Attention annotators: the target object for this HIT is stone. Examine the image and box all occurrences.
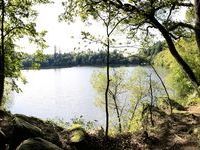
[10,117,44,149]
[68,127,87,143]
[0,129,6,141]
[0,129,7,149]
[15,114,62,146]
[67,127,92,149]
[16,137,63,150]
[13,117,43,137]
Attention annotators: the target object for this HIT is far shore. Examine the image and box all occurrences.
[22,63,148,70]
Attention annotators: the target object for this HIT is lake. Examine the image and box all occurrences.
[9,66,154,125]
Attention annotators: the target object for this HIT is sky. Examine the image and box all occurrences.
[18,1,91,54]
[17,0,188,54]
[17,0,139,54]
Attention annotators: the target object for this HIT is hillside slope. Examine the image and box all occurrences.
[0,106,199,150]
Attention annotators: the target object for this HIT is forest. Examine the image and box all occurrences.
[0,0,200,150]
[22,41,163,68]
[22,50,148,68]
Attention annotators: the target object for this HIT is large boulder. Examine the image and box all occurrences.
[0,129,6,149]
[0,129,6,142]
[10,117,43,149]
[15,114,63,147]
[16,137,63,150]
[14,117,43,137]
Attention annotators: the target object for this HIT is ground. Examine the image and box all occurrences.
[0,105,199,150]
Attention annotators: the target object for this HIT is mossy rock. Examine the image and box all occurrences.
[14,117,43,137]
[9,117,44,149]
[70,129,86,143]
[15,114,62,147]
[16,137,63,150]
[68,126,86,143]
[67,127,95,150]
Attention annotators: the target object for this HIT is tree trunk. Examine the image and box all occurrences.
[150,64,173,114]
[149,74,154,127]
[195,0,200,53]
[0,0,5,107]
[105,34,110,138]
[151,17,200,88]
[0,56,5,107]
[111,90,122,133]
[128,97,140,130]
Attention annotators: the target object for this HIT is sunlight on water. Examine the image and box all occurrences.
[9,66,152,125]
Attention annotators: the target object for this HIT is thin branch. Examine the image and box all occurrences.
[4,26,24,37]
[176,2,194,7]
[109,9,121,23]
[96,10,108,26]
[150,64,173,114]
[166,5,175,22]
[109,17,127,36]
[168,22,196,31]
[119,98,126,117]
[169,32,181,40]
[142,25,154,40]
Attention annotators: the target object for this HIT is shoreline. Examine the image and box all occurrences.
[22,63,148,70]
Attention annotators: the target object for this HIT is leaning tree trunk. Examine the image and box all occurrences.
[149,74,154,127]
[195,0,200,54]
[0,0,5,107]
[150,64,173,114]
[111,90,122,133]
[151,17,200,89]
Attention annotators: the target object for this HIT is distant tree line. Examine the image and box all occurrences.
[22,50,147,68]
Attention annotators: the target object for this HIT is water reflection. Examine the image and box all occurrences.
[9,66,152,125]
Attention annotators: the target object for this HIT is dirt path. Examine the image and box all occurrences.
[142,105,200,150]
[187,105,200,114]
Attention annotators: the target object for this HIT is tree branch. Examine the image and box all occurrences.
[4,26,24,37]
[166,5,175,22]
[109,17,127,36]
[168,22,196,31]
[176,2,194,7]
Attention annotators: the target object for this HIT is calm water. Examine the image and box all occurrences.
[9,66,152,125]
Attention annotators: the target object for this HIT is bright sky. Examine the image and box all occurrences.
[17,0,139,54]
[17,0,188,54]
[35,1,83,53]
[18,1,92,54]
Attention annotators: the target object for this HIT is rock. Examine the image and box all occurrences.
[15,114,62,147]
[0,109,11,118]
[67,127,93,150]
[0,129,6,149]
[16,137,63,150]
[0,129,6,141]
[59,126,89,149]
[43,127,62,147]
[10,117,44,149]
[14,116,43,137]
[69,127,87,143]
